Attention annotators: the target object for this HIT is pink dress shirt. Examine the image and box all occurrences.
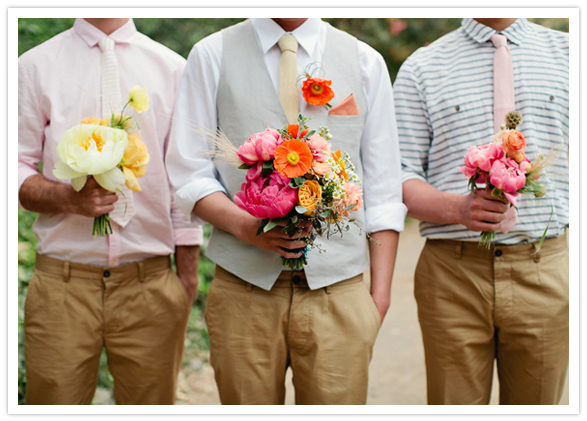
[18,18,203,267]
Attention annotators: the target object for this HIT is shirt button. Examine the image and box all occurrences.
[103,270,111,278]
[494,250,503,257]
[292,275,301,284]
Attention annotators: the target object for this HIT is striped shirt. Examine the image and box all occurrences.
[394,18,569,244]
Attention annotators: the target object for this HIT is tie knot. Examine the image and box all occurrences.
[491,33,508,49]
[98,37,115,52]
[278,34,298,54]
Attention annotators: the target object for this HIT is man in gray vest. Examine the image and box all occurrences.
[167,18,407,404]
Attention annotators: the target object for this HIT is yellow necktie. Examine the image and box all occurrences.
[277,34,299,124]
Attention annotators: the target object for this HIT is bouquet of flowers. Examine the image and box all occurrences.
[459,110,553,248]
[231,114,363,269]
[53,86,151,236]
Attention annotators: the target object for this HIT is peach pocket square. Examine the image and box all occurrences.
[328,93,360,116]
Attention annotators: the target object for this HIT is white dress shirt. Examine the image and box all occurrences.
[167,18,407,234]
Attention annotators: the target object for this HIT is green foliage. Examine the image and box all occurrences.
[17,16,569,405]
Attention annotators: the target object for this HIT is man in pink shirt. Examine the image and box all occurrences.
[18,18,202,404]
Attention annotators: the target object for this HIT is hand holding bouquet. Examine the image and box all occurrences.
[232,115,363,269]
[53,86,151,236]
[459,111,552,248]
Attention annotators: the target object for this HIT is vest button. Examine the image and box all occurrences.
[103,270,111,278]
[292,275,301,284]
[494,250,503,257]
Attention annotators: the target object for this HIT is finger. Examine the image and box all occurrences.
[470,221,502,232]
[277,238,307,250]
[480,199,509,213]
[475,210,506,224]
[277,247,305,259]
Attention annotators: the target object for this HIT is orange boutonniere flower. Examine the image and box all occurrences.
[274,139,313,178]
[302,77,335,107]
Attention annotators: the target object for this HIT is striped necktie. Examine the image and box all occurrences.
[98,37,135,227]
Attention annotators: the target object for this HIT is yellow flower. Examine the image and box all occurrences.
[297,180,322,216]
[81,117,99,125]
[128,85,149,113]
[53,124,128,192]
[121,133,150,191]
[99,118,110,126]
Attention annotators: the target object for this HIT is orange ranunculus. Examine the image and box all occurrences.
[81,117,99,125]
[331,149,348,181]
[302,77,335,106]
[121,133,150,191]
[501,130,526,162]
[274,139,313,178]
[297,180,322,215]
[287,124,309,139]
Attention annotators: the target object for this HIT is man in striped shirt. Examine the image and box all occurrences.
[395,18,569,405]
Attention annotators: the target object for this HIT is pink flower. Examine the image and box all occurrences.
[461,143,505,174]
[339,182,363,217]
[237,127,284,165]
[306,134,331,162]
[489,158,526,206]
[234,170,297,219]
[245,162,263,182]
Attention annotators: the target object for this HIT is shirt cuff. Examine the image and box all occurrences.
[365,202,408,233]
[175,179,227,225]
[174,227,204,246]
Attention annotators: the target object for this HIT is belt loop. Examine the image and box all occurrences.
[245,283,253,292]
[325,285,332,294]
[138,261,145,282]
[63,261,70,283]
[455,242,463,260]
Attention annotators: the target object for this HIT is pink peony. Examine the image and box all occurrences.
[339,182,363,217]
[306,134,332,162]
[237,127,284,165]
[489,158,526,206]
[234,169,297,219]
[462,143,505,173]
[245,161,263,182]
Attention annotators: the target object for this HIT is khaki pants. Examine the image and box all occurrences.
[24,254,192,405]
[415,234,569,405]
[205,266,381,405]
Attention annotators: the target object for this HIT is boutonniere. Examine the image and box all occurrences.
[299,63,335,110]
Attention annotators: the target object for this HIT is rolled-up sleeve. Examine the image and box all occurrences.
[359,43,407,233]
[18,59,46,206]
[393,57,432,185]
[166,34,226,225]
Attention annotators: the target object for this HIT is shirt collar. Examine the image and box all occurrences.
[73,18,137,48]
[461,18,528,46]
[251,18,322,57]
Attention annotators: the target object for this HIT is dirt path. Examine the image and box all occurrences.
[175,221,569,405]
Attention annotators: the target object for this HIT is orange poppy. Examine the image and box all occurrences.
[332,149,349,181]
[301,78,335,106]
[274,139,313,178]
[287,124,309,139]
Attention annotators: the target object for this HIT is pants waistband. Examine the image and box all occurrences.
[215,265,363,291]
[34,253,171,282]
[426,232,568,262]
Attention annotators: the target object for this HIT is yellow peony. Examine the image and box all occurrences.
[128,85,149,113]
[297,180,322,216]
[53,124,128,192]
[121,133,150,191]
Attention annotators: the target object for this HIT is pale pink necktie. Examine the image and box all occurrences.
[98,37,135,227]
[491,34,518,233]
[491,34,515,133]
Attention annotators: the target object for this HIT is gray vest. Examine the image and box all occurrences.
[208,19,369,290]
